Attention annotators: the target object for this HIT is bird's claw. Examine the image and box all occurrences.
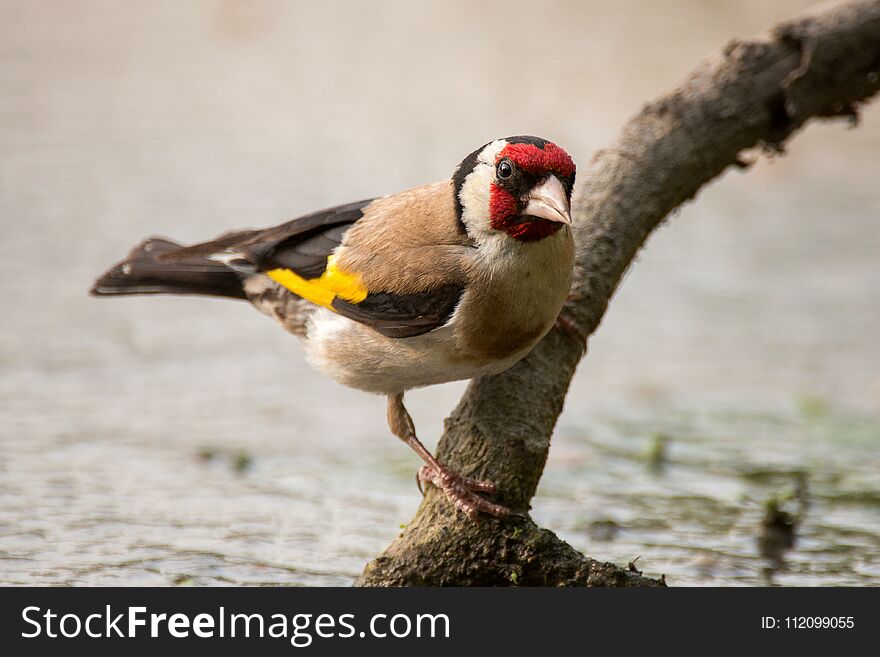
[554,307,587,355]
[417,464,508,519]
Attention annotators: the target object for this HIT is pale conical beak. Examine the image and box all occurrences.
[523,175,572,225]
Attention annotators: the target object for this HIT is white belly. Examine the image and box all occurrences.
[302,308,529,394]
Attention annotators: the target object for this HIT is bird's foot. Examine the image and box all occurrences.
[417,464,509,519]
[554,311,587,354]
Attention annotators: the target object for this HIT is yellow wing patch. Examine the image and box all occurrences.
[266,254,367,310]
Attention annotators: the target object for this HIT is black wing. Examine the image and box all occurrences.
[239,199,372,278]
[158,199,372,280]
[157,197,462,338]
[331,284,464,339]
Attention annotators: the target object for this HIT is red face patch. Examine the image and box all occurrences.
[489,184,518,229]
[489,185,563,242]
[488,141,575,242]
[497,142,575,180]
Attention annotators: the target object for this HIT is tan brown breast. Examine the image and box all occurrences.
[453,228,574,363]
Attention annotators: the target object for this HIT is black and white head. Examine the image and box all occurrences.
[453,136,576,243]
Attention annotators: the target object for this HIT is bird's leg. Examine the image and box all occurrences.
[386,393,509,519]
[554,290,588,355]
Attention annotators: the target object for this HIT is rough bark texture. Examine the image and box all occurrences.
[358,0,880,587]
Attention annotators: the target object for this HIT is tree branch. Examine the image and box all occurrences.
[358,0,880,586]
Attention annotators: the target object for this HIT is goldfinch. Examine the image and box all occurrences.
[91,136,576,518]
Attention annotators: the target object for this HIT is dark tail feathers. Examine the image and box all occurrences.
[90,237,247,300]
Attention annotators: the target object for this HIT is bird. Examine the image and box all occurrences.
[91,135,577,519]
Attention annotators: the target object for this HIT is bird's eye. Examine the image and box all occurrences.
[497,159,513,179]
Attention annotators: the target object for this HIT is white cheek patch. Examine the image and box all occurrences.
[459,164,492,231]
[459,139,509,240]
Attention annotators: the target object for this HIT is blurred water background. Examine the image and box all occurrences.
[1,0,878,586]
